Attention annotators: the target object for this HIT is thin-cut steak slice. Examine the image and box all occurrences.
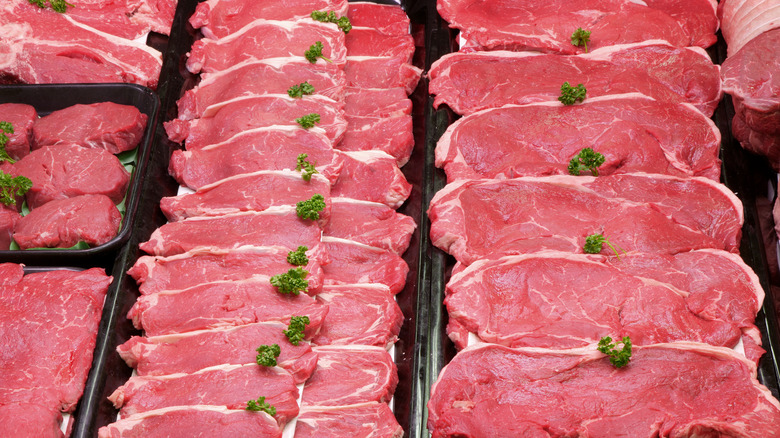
[347,2,410,36]
[187,19,347,74]
[719,0,780,57]
[445,251,762,352]
[43,0,174,40]
[437,93,721,182]
[176,59,346,120]
[13,194,121,249]
[33,102,147,154]
[312,284,403,347]
[139,207,322,257]
[428,343,780,437]
[128,277,328,336]
[128,245,328,297]
[429,41,722,116]
[0,208,21,250]
[324,198,416,254]
[117,322,318,384]
[160,171,331,222]
[169,126,340,190]
[97,406,281,438]
[14,143,130,209]
[0,267,110,412]
[301,346,397,407]
[189,0,348,39]
[294,403,403,438]
[0,1,162,88]
[110,364,299,424]
[339,114,414,166]
[166,94,346,148]
[721,29,780,167]
[439,0,718,54]
[429,174,743,265]
[332,151,411,208]
[346,27,415,62]
[322,237,409,294]
[0,103,36,160]
[344,87,411,117]
[345,56,422,94]
[0,403,63,438]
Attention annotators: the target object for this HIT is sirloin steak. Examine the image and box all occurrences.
[294,403,403,438]
[347,2,411,35]
[324,198,416,255]
[322,237,410,294]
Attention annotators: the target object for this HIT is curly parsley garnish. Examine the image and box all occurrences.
[246,396,276,416]
[568,147,605,176]
[295,113,321,129]
[255,344,281,367]
[559,82,587,105]
[311,10,352,33]
[296,153,319,181]
[270,267,309,295]
[284,316,310,346]
[296,194,326,220]
[597,336,632,368]
[287,246,309,266]
[304,41,332,63]
[571,28,592,52]
[288,81,315,99]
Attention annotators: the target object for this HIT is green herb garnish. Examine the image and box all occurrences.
[27,0,73,13]
[584,233,624,259]
[597,336,632,368]
[0,122,15,163]
[296,194,326,220]
[304,41,332,63]
[255,344,281,367]
[246,396,276,416]
[571,28,592,52]
[568,147,605,176]
[287,246,309,266]
[284,316,310,346]
[296,153,319,181]
[558,82,587,105]
[311,10,352,33]
[270,267,309,295]
[287,81,315,99]
[0,171,32,207]
[295,113,321,129]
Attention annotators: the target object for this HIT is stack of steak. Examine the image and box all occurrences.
[427,1,780,436]
[100,1,419,436]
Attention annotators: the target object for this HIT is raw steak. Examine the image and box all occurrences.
[345,56,422,94]
[436,93,721,181]
[322,237,409,294]
[0,1,162,88]
[189,0,349,39]
[438,0,718,54]
[97,406,281,438]
[128,245,328,296]
[346,27,415,62]
[312,284,403,347]
[344,87,412,117]
[428,343,780,437]
[331,150,412,208]
[0,103,36,160]
[13,143,130,209]
[117,322,319,384]
[186,19,347,74]
[429,174,743,265]
[110,364,299,424]
[428,41,722,116]
[301,346,397,407]
[324,198,416,254]
[445,251,762,353]
[13,194,121,249]
[53,0,176,39]
[339,113,414,166]
[294,403,403,438]
[128,277,328,337]
[0,207,21,250]
[160,170,331,222]
[721,28,780,167]
[347,2,410,36]
[175,59,346,120]
[168,126,341,190]
[0,403,63,438]
[166,94,346,148]
[719,0,780,56]
[139,207,322,257]
[33,102,147,154]
[0,266,110,412]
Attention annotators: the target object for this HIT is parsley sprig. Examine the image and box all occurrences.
[311,10,352,33]
[571,28,592,52]
[296,194,326,220]
[597,336,632,368]
[0,122,15,163]
[288,81,315,99]
[28,0,73,13]
[568,147,605,176]
[287,246,309,266]
[270,267,309,295]
[295,113,320,129]
[305,41,332,63]
[246,396,276,416]
[559,82,587,105]
[255,344,281,367]
[0,171,32,207]
[296,153,319,181]
[284,316,310,346]
[583,233,624,259]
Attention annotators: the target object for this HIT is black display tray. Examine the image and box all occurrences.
[71,0,433,437]
[420,18,780,435]
[0,83,159,269]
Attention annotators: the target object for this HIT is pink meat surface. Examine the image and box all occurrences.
[338,114,414,166]
[719,0,780,56]
[0,103,37,160]
[331,151,411,208]
[346,27,415,62]
[324,198,416,254]
[344,87,412,117]
[294,403,403,438]
[0,207,21,250]
[322,237,409,295]
[347,2,410,36]
[345,56,422,94]
[429,41,722,116]
[0,404,64,438]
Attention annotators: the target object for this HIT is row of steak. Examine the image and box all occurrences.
[99,1,420,436]
[427,1,780,436]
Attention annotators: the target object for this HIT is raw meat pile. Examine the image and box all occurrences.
[720,1,780,168]
[427,1,780,436]
[0,102,147,250]
[0,0,177,88]
[100,2,419,436]
[0,264,112,438]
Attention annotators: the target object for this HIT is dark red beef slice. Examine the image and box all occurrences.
[0,103,38,160]
[14,143,130,209]
[32,102,147,154]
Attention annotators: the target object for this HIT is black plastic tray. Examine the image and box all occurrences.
[71,0,433,436]
[0,83,159,269]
